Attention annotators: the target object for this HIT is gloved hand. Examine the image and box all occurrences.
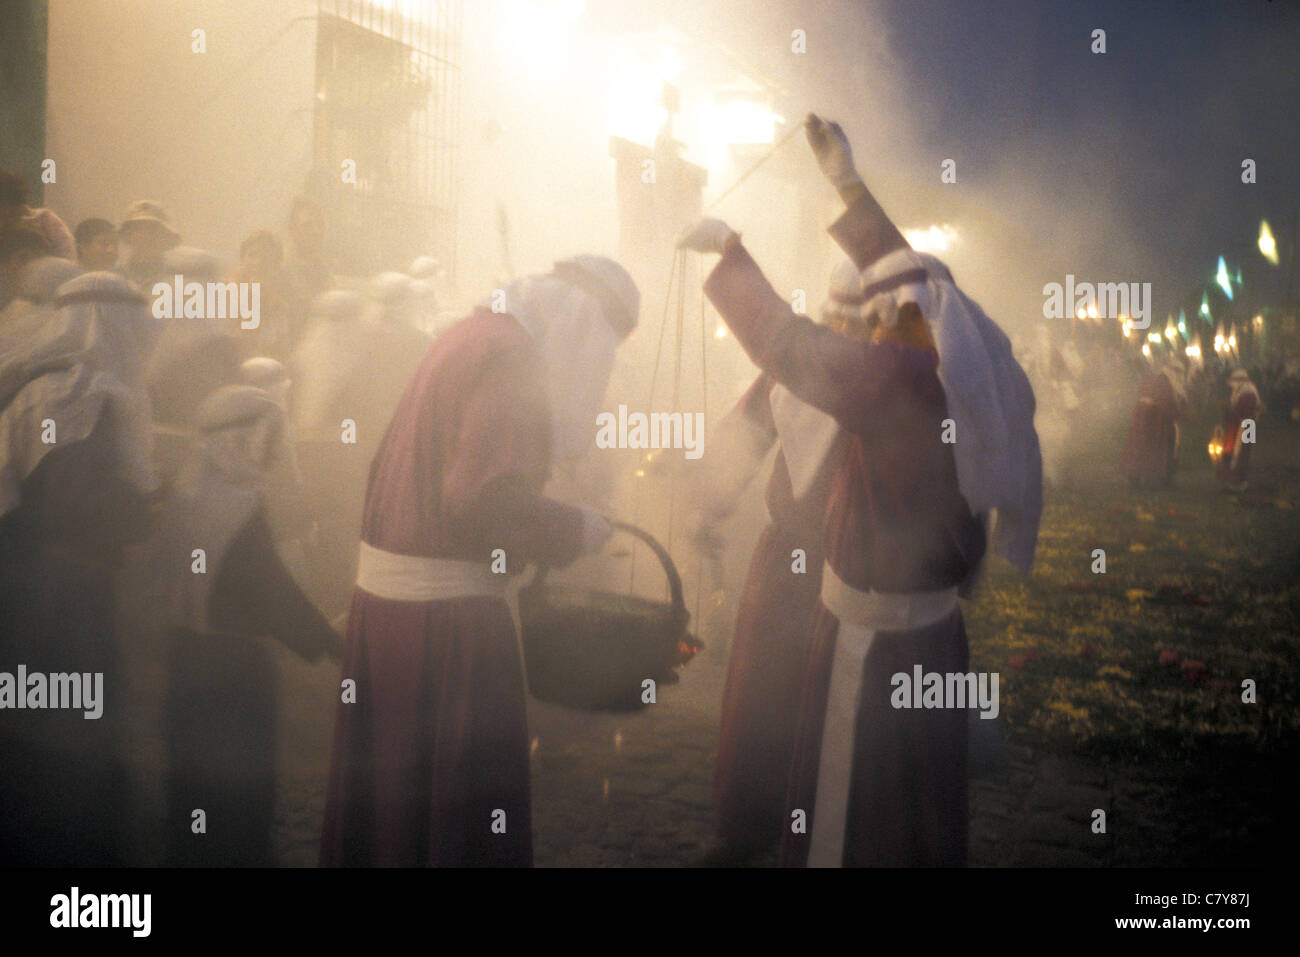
[804,113,862,189]
[579,507,614,553]
[677,218,738,255]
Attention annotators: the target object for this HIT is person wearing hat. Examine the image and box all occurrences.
[118,199,181,292]
[142,384,340,866]
[320,254,638,867]
[679,114,1040,867]
[688,257,864,864]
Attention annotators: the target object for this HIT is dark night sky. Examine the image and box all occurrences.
[867,0,1299,315]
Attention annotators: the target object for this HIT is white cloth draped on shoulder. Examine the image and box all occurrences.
[0,272,158,519]
[766,248,1042,575]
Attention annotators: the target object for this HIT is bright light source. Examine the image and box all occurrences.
[1259,220,1279,265]
[902,223,957,255]
[1253,314,1264,328]
[606,62,669,148]
[652,44,683,82]
[713,98,780,145]
[1216,256,1234,300]
[1149,332,1162,343]
[1141,343,1151,358]
[556,0,585,21]
[714,324,728,340]
[1185,344,1201,359]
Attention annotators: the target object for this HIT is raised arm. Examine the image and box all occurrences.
[700,242,934,438]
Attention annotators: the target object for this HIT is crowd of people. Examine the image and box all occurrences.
[0,165,465,865]
[27,107,1260,868]
[1016,303,1290,494]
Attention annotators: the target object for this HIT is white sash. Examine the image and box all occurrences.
[769,385,841,500]
[807,563,958,868]
[355,542,505,602]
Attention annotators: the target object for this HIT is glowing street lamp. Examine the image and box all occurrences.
[1215,256,1234,300]
[1259,220,1280,265]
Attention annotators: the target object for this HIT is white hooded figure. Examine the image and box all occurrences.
[288,289,379,441]
[0,271,159,518]
[877,249,1042,574]
[757,242,1041,575]
[365,270,433,421]
[494,255,639,463]
[241,357,312,576]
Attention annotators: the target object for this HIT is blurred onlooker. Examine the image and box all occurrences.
[0,272,158,866]
[1216,369,1260,492]
[74,217,119,271]
[230,229,294,360]
[144,385,339,866]
[118,200,181,291]
[0,168,76,260]
[283,197,333,316]
[0,224,55,310]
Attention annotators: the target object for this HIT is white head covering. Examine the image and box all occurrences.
[819,257,866,328]
[1228,368,1258,405]
[162,245,222,282]
[368,271,417,326]
[408,256,439,280]
[859,250,1042,574]
[0,272,159,518]
[241,356,291,408]
[289,290,375,436]
[494,257,637,461]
